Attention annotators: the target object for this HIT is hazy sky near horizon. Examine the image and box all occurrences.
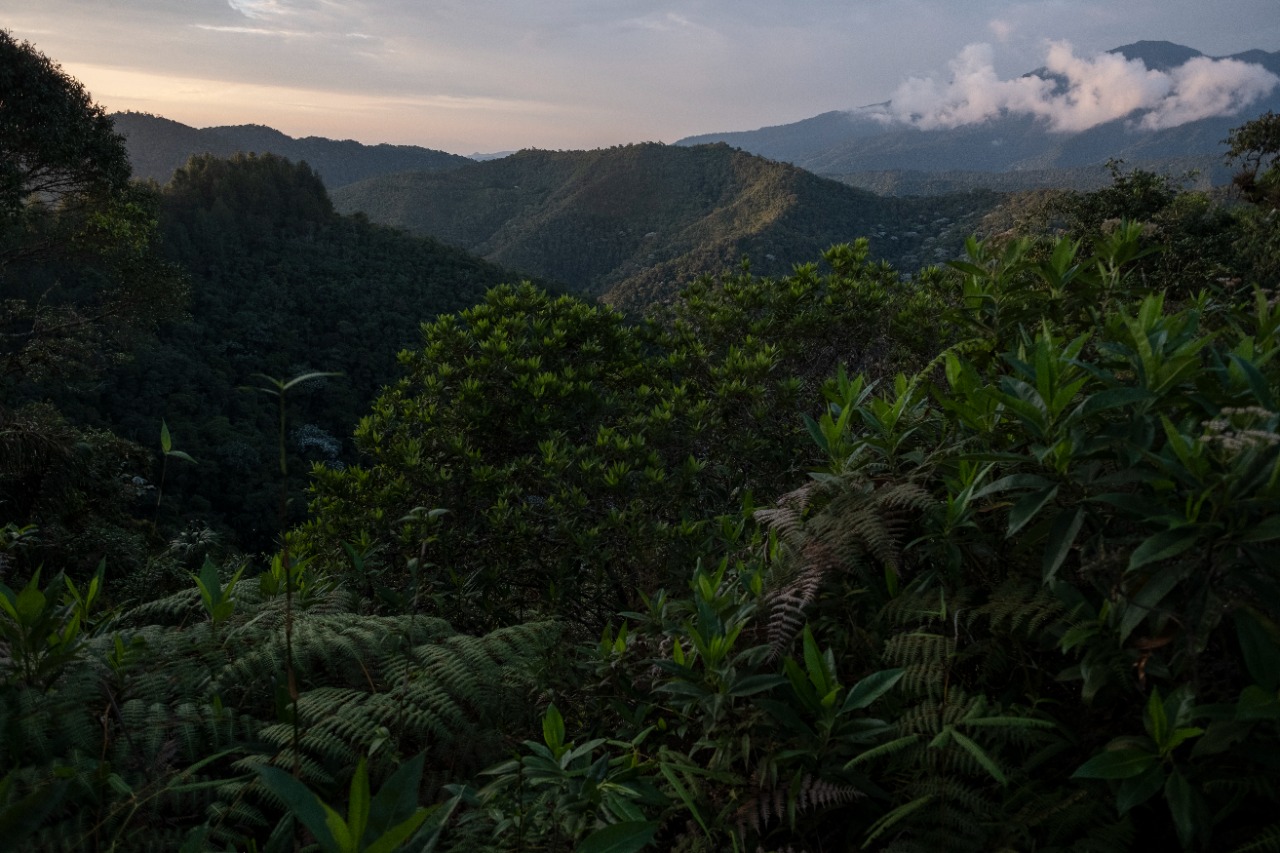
[5,1,1278,154]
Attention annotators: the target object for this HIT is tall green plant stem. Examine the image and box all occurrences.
[249,371,338,779]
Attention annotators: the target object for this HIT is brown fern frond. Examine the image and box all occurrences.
[803,479,930,586]
[733,772,862,838]
[754,481,824,546]
[754,505,805,548]
[765,542,836,656]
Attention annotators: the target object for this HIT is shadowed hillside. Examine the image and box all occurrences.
[114,112,472,188]
[331,142,1000,310]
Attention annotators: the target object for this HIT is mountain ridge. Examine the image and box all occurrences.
[113,111,472,189]
[676,42,1280,184]
[329,142,999,310]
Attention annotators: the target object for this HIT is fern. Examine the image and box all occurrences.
[1233,824,1280,853]
[733,772,861,839]
[755,477,932,657]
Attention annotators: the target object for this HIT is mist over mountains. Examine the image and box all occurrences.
[875,41,1278,133]
[678,41,1280,186]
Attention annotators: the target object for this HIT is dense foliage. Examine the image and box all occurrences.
[299,240,940,632]
[1,32,186,580]
[4,37,1280,853]
[55,152,531,558]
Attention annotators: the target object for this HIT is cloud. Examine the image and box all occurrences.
[1141,56,1280,129]
[870,41,1279,133]
[987,19,1013,42]
[195,24,311,36]
[227,0,290,19]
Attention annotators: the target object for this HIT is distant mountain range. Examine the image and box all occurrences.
[329,143,999,310]
[107,40,1276,306]
[112,112,471,189]
[112,41,1278,205]
[677,42,1280,192]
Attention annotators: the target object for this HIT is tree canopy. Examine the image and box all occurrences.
[0,32,185,385]
[0,30,130,228]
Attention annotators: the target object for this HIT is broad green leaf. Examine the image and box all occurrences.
[1161,726,1204,755]
[404,787,468,853]
[864,794,933,846]
[971,473,1055,501]
[1119,565,1188,643]
[322,801,353,853]
[842,668,904,712]
[166,449,197,465]
[846,734,921,767]
[802,413,829,454]
[1145,688,1169,746]
[1076,386,1154,418]
[15,582,46,625]
[160,420,172,454]
[347,758,370,847]
[1008,486,1059,535]
[0,586,18,621]
[1116,764,1165,815]
[727,673,786,697]
[1228,352,1276,409]
[1239,515,1280,543]
[951,730,1006,785]
[576,820,660,853]
[1235,608,1280,691]
[1071,748,1156,779]
[1235,685,1280,722]
[963,716,1055,729]
[658,764,708,837]
[255,766,339,852]
[364,809,431,853]
[368,753,426,839]
[801,626,831,694]
[1164,769,1207,851]
[542,703,565,753]
[1042,507,1085,582]
[1159,415,1203,473]
[1088,492,1158,517]
[1128,527,1199,573]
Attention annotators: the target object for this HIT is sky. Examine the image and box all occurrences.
[4,1,1278,155]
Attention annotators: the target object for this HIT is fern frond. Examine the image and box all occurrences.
[733,772,861,840]
[884,631,955,700]
[1233,824,1280,853]
[764,544,835,655]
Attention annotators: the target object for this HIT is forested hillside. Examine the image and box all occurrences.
[113,111,473,189]
[77,153,531,557]
[5,32,1280,853]
[330,143,1000,310]
[829,162,1215,197]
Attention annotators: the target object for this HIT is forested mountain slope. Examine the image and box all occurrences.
[113,111,472,188]
[58,153,530,554]
[331,143,1000,310]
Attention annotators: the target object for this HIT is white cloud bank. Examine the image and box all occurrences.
[868,42,1279,132]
